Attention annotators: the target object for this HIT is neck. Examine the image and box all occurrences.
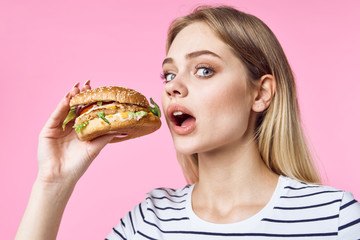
[194,137,279,209]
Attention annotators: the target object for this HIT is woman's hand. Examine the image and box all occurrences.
[16,81,116,240]
[37,81,115,186]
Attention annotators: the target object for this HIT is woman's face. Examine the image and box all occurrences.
[161,22,257,155]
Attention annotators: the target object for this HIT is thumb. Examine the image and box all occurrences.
[86,134,116,160]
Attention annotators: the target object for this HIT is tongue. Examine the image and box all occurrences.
[181,116,196,127]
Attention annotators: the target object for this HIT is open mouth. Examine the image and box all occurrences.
[167,104,197,135]
[171,111,195,127]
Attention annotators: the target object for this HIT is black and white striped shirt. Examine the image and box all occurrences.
[106,176,360,239]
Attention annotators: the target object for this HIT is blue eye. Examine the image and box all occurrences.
[195,67,214,77]
[164,73,176,82]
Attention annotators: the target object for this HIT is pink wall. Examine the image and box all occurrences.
[1,0,359,239]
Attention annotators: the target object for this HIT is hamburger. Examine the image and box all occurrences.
[62,86,161,142]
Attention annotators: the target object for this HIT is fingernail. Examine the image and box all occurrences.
[64,92,70,99]
[114,134,128,138]
[84,79,90,86]
[72,82,80,88]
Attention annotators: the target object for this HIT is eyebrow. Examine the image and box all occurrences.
[162,50,222,67]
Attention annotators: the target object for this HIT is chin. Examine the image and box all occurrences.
[173,139,219,157]
[174,145,198,156]
[172,138,199,156]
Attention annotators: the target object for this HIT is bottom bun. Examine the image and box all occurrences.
[76,113,161,142]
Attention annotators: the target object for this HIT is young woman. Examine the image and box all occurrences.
[16,6,360,239]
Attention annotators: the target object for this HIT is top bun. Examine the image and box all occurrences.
[70,86,150,108]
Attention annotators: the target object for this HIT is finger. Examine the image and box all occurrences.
[43,83,80,130]
[86,134,117,160]
[69,82,81,98]
[81,80,91,92]
[109,135,131,143]
[43,92,72,130]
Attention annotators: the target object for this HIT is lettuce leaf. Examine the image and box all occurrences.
[73,121,88,133]
[148,98,161,117]
[97,111,110,125]
[62,108,77,131]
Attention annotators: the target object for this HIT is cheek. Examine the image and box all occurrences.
[198,82,254,140]
[203,82,252,115]
[161,90,171,126]
[161,90,168,115]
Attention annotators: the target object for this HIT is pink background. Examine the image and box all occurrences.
[1,0,359,239]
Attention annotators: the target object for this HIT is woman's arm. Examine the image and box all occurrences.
[15,82,115,240]
[15,179,75,239]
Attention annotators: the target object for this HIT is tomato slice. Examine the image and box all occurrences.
[80,102,114,115]
[80,103,97,115]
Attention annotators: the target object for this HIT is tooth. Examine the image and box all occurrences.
[173,111,183,116]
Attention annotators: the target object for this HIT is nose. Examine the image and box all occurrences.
[164,77,188,98]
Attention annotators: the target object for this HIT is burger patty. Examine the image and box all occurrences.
[75,103,148,125]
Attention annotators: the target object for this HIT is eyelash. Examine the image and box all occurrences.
[195,64,215,78]
[160,72,171,84]
[161,64,216,84]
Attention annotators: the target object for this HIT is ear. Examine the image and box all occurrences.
[252,74,276,113]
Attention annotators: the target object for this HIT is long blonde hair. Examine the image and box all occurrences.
[166,6,321,184]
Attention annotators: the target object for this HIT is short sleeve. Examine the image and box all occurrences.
[338,191,360,239]
[106,202,146,240]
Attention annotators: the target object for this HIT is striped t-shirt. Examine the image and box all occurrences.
[106,176,360,239]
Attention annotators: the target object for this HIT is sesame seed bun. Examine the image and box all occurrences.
[70,86,150,108]
[69,86,161,142]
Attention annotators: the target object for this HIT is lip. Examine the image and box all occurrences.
[167,103,196,135]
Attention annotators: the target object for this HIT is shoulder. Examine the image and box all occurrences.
[107,185,192,239]
[273,176,346,215]
[145,185,192,210]
[279,176,358,210]
[279,176,360,236]
[337,190,360,237]
[139,185,192,231]
[276,176,350,217]
[280,176,345,200]
[281,176,359,203]
[147,184,192,197]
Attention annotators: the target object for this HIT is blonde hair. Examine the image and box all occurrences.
[166,6,321,184]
